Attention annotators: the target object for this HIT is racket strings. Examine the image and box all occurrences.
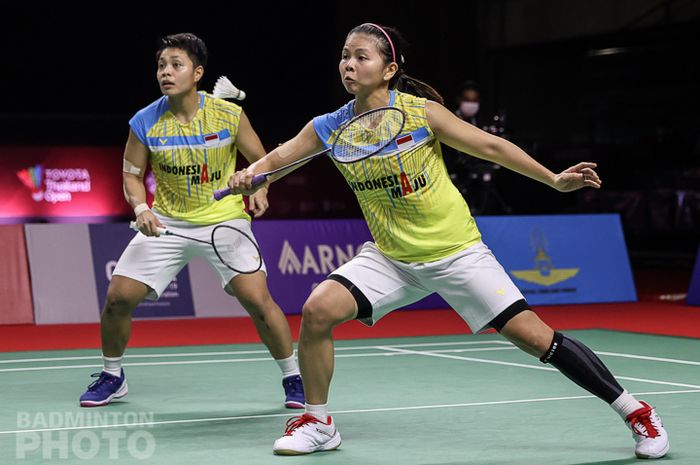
[332,108,405,163]
[211,226,262,274]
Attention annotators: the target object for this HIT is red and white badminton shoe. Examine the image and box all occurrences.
[625,401,670,459]
[273,414,341,455]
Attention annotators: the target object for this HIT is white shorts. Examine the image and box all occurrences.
[112,212,267,300]
[330,241,526,333]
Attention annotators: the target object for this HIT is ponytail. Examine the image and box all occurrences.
[395,72,444,105]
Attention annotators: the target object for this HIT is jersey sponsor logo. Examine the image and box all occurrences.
[278,240,361,275]
[348,171,427,198]
[159,138,168,145]
[16,164,91,203]
[157,163,221,185]
[510,229,579,286]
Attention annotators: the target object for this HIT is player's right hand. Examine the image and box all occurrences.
[135,210,165,237]
[228,168,266,196]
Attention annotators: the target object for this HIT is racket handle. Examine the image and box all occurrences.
[251,174,268,188]
[213,188,231,201]
[129,221,168,236]
[213,175,268,201]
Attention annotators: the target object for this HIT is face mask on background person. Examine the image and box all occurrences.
[459,101,480,118]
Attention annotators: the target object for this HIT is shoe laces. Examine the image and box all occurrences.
[627,405,660,439]
[284,414,321,436]
[86,372,115,391]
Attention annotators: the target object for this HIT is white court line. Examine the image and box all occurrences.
[1,388,698,435]
[3,340,699,369]
[1,342,698,386]
[4,344,698,390]
[0,340,510,364]
[0,348,517,373]
[596,351,700,367]
[377,346,700,390]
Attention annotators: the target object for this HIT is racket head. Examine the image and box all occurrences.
[211,225,263,275]
[330,106,406,164]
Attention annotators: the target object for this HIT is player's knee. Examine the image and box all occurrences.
[242,292,274,310]
[508,329,553,358]
[499,310,553,357]
[301,298,336,333]
[237,290,276,317]
[529,329,555,356]
[103,290,137,316]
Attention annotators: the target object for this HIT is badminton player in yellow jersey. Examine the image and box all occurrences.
[228,24,669,459]
[79,33,304,410]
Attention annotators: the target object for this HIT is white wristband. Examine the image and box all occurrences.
[133,203,150,217]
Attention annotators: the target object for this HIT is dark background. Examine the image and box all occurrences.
[2,0,699,268]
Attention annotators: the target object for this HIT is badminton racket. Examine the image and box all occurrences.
[213,106,405,200]
[129,221,262,274]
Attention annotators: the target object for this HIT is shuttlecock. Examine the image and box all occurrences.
[212,76,246,100]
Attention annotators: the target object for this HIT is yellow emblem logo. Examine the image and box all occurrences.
[510,229,579,286]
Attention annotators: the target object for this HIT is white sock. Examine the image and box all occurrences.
[305,403,328,422]
[102,355,123,377]
[611,390,644,419]
[276,354,300,378]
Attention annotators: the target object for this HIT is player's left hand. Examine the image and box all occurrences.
[248,187,269,218]
[552,162,602,192]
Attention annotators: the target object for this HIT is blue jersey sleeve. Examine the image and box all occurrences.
[128,113,147,145]
[312,101,354,148]
[129,96,169,146]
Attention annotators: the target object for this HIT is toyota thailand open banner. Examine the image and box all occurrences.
[0,146,152,222]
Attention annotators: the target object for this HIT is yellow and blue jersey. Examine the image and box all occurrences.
[129,92,248,224]
[313,90,482,262]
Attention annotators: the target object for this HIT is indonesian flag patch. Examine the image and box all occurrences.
[204,133,220,147]
[395,133,415,151]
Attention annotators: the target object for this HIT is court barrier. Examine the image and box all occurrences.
[0,225,34,324]
[6,214,637,325]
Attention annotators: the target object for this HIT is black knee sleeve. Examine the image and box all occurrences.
[540,331,623,404]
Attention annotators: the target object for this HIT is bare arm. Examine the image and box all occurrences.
[123,129,163,235]
[236,110,267,163]
[235,111,270,217]
[426,101,601,192]
[228,120,325,195]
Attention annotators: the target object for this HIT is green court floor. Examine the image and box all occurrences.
[1,330,699,464]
